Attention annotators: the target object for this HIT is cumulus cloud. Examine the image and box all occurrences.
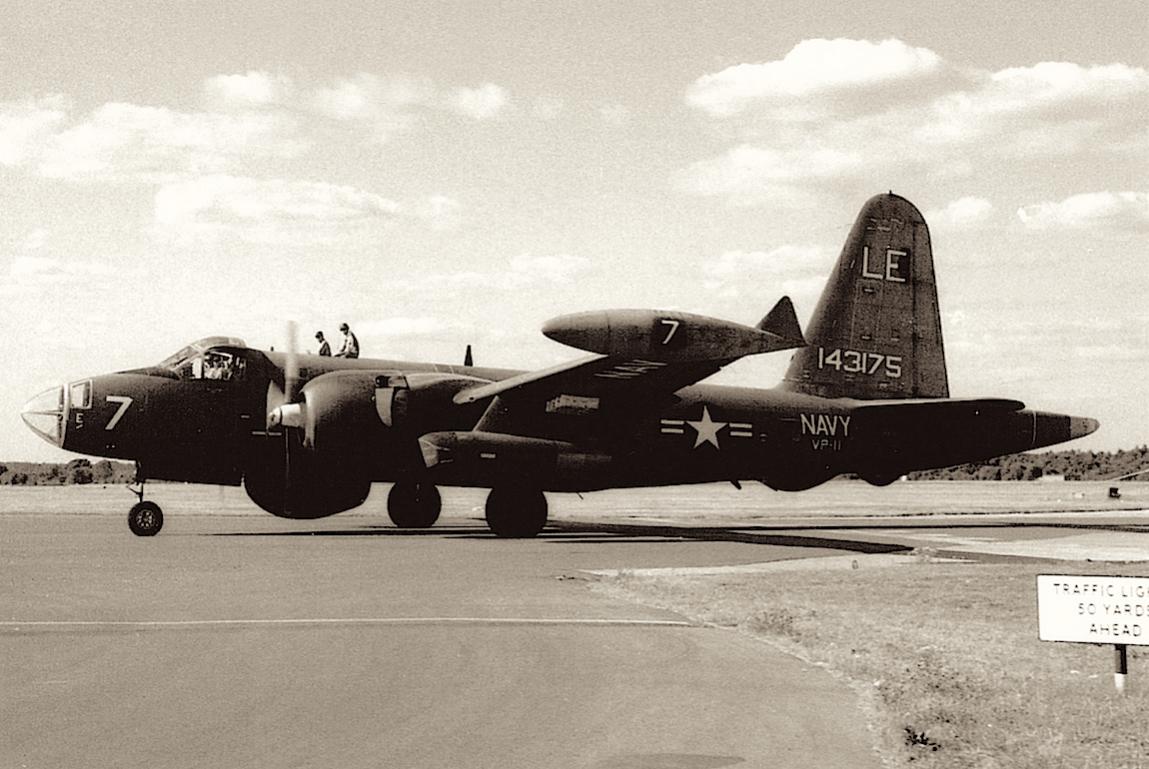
[676,144,863,198]
[687,38,943,117]
[681,41,1149,205]
[390,253,594,294]
[1,71,516,183]
[0,94,71,166]
[154,175,401,244]
[448,83,509,120]
[927,197,994,229]
[204,71,294,110]
[701,246,830,302]
[6,255,116,292]
[1017,191,1149,230]
[37,102,307,182]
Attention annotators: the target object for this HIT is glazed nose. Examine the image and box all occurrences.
[22,385,65,447]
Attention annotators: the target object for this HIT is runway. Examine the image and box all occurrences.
[1,506,879,769]
[3,482,1145,768]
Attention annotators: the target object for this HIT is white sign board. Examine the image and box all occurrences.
[1037,575,1149,645]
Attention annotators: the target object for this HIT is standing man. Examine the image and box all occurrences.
[315,331,331,357]
[335,322,359,358]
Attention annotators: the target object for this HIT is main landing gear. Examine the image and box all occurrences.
[386,481,549,538]
[127,477,163,537]
[387,481,442,529]
[484,487,548,538]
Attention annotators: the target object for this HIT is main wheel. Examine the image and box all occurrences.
[128,501,164,537]
[387,481,442,528]
[484,487,547,538]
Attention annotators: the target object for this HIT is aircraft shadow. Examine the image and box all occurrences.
[209,520,912,554]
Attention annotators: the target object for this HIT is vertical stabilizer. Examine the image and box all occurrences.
[783,193,948,400]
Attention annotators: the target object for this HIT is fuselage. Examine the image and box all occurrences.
[24,342,1095,502]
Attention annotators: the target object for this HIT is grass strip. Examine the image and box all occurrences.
[593,557,1149,768]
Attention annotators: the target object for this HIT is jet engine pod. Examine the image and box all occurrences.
[541,309,799,362]
[418,430,612,488]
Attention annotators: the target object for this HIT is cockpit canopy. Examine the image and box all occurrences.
[160,337,248,381]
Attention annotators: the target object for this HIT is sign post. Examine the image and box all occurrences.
[1037,575,1148,694]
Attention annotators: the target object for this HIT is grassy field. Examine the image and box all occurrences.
[595,558,1149,768]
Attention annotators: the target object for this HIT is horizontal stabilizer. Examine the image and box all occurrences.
[756,296,805,346]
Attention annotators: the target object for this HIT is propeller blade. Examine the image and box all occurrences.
[464,344,473,367]
[284,320,300,403]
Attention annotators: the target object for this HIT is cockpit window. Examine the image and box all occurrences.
[160,337,246,373]
[197,350,246,381]
[69,380,92,409]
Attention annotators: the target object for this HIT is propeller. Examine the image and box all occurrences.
[265,321,305,515]
[463,344,473,367]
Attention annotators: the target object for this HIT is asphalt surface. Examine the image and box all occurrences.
[1,511,879,769]
[4,483,1146,769]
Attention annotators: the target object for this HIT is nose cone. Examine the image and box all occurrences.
[22,385,65,447]
[1069,416,1100,440]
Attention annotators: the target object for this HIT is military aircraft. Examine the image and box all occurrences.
[23,193,1098,537]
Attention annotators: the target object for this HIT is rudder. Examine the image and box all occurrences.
[782,193,948,400]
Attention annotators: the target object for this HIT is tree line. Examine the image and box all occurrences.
[906,446,1149,482]
[3,447,1147,486]
[0,459,136,486]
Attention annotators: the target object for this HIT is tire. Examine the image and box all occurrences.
[128,501,164,537]
[387,482,442,528]
[485,487,547,538]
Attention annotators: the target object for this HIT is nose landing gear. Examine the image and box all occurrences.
[127,474,164,536]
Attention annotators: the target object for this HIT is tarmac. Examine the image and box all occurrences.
[2,482,1147,768]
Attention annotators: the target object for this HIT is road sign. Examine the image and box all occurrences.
[1037,575,1149,645]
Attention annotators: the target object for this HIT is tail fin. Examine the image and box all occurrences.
[782,192,948,400]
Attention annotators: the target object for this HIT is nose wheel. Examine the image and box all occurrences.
[126,474,163,536]
[128,501,164,536]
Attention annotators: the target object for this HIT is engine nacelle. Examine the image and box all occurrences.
[243,435,371,519]
[378,373,492,433]
[541,309,801,362]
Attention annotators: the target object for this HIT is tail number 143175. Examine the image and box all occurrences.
[817,347,902,379]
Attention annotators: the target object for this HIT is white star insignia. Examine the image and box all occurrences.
[686,405,726,449]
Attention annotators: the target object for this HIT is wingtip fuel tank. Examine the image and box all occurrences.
[542,303,805,363]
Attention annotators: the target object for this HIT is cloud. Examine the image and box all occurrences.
[416,195,463,230]
[448,83,509,120]
[917,62,1149,150]
[389,253,593,294]
[927,197,994,229]
[1017,191,1149,230]
[676,144,863,199]
[701,246,830,303]
[687,38,943,117]
[0,94,71,166]
[204,71,294,110]
[153,175,401,243]
[681,42,1149,205]
[2,71,517,183]
[37,102,307,182]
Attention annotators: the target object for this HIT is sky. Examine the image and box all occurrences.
[2,0,1147,461]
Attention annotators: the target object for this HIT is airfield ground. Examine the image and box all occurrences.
[2,481,1147,768]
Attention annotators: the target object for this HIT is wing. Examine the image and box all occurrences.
[453,300,805,443]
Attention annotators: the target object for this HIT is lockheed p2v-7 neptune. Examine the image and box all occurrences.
[23,193,1099,537]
